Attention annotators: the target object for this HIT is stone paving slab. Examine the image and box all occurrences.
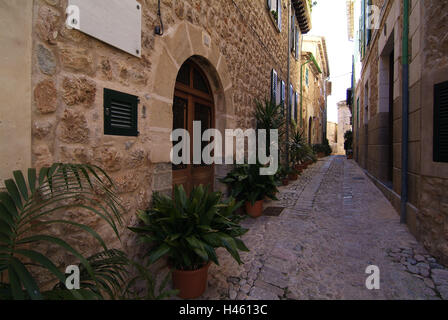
[197,156,448,300]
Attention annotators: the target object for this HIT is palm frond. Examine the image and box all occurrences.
[0,163,124,300]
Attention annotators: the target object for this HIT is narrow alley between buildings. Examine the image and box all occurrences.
[199,157,448,300]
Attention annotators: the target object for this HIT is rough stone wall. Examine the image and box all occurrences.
[418,0,448,266]
[354,0,448,265]
[27,0,311,285]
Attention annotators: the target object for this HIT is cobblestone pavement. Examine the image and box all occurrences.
[200,156,448,300]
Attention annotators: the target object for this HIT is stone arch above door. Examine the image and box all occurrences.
[147,22,235,164]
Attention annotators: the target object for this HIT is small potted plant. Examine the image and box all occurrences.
[344,130,353,159]
[278,166,290,186]
[221,163,279,218]
[287,166,299,181]
[129,185,249,299]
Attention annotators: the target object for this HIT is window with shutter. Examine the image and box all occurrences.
[366,0,372,46]
[305,68,309,87]
[295,26,300,60]
[434,80,448,163]
[267,0,272,10]
[294,92,298,122]
[291,13,295,53]
[277,0,282,31]
[360,0,365,58]
[289,84,294,121]
[281,80,286,115]
[271,69,278,104]
[104,88,139,137]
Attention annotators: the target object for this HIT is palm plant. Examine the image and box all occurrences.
[121,259,179,300]
[220,163,279,205]
[255,99,285,134]
[0,163,126,300]
[129,185,249,271]
[289,121,309,165]
[255,99,285,157]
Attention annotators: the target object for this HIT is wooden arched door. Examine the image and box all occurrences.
[172,60,215,194]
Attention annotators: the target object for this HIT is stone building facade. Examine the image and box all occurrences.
[300,35,331,145]
[351,0,448,265]
[0,0,316,283]
[337,100,352,155]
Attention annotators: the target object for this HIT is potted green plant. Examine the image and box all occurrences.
[220,163,278,218]
[129,185,249,299]
[344,130,353,159]
[288,167,299,181]
[0,163,136,300]
[276,165,290,186]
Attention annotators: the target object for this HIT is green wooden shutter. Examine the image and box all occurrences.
[277,0,282,31]
[289,84,294,120]
[434,81,448,162]
[294,92,298,121]
[104,88,139,137]
[366,0,372,46]
[360,0,365,58]
[291,13,295,53]
[281,80,286,115]
[295,26,299,59]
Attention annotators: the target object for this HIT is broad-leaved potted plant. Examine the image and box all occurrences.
[129,185,249,299]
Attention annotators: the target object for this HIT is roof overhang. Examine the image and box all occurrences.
[292,0,312,34]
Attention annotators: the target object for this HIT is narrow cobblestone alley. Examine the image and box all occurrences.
[201,157,448,300]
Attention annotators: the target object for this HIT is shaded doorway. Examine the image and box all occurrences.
[172,59,215,194]
[308,117,313,145]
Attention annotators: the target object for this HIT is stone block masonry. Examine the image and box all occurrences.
[1,0,313,287]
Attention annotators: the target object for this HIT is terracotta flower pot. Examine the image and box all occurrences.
[245,200,264,218]
[294,164,303,174]
[317,152,325,158]
[288,173,298,181]
[282,178,289,186]
[172,262,211,299]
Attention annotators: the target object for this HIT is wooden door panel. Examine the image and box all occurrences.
[172,60,215,195]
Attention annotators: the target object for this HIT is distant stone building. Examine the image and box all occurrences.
[350,0,448,265]
[326,121,338,154]
[300,35,331,145]
[337,100,352,155]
